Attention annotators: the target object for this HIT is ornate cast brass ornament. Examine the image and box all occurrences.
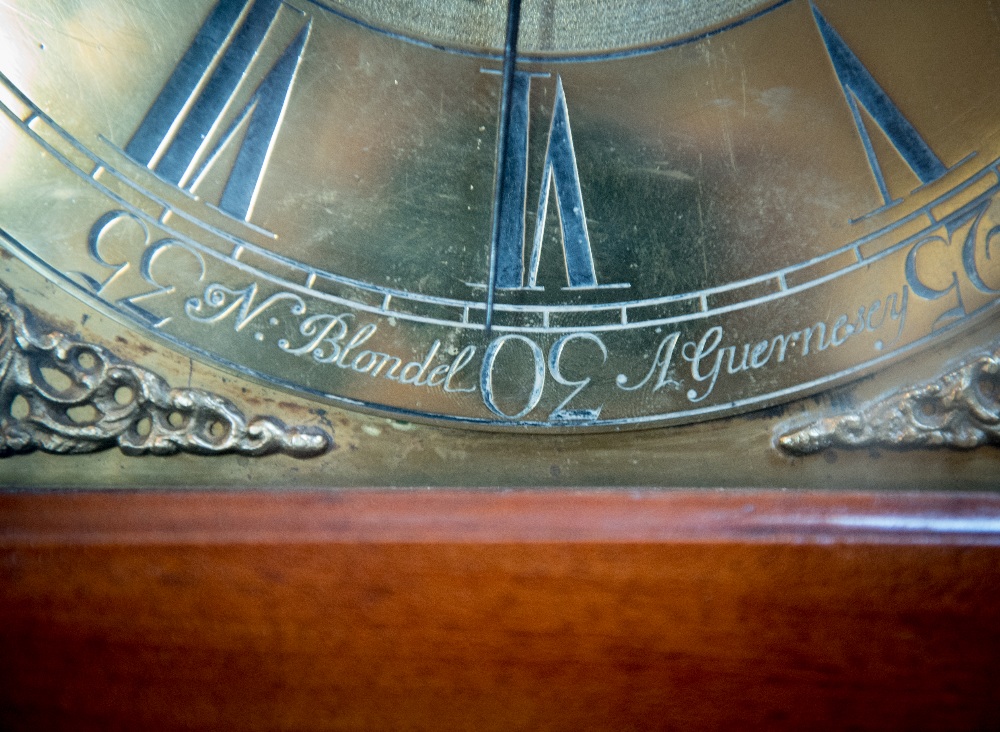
[0,0,999,488]
[0,285,330,458]
[778,342,1000,455]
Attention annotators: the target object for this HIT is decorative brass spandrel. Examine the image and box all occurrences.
[0,283,330,458]
[0,0,999,487]
[778,340,1000,454]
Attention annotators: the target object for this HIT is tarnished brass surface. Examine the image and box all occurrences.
[778,336,1000,453]
[326,0,770,54]
[0,283,330,457]
[1,254,999,489]
[0,0,999,486]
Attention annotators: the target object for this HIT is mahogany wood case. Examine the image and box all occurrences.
[2,490,1000,731]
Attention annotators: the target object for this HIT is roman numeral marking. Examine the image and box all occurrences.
[811,3,949,216]
[485,70,624,292]
[126,0,310,222]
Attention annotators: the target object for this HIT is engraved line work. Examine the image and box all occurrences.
[615,284,908,404]
[3,0,976,330]
[182,276,913,423]
[478,331,606,423]
[0,63,996,334]
[485,0,524,332]
[0,285,330,458]
[301,0,795,64]
[186,282,479,393]
[0,23,996,330]
[811,3,948,216]
[526,75,600,291]
[0,2,998,430]
[482,70,626,293]
[126,0,311,222]
[3,221,997,429]
[778,340,1000,454]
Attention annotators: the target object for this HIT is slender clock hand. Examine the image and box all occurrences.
[4,0,998,431]
[485,0,524,335]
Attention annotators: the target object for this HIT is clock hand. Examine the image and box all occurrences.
[484,0,524,335]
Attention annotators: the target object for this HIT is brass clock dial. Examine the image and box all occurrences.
[0,0,999,485]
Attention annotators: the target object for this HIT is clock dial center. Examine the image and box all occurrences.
[320,0,774,55]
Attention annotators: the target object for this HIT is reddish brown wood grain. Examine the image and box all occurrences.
[2,490,1000,731]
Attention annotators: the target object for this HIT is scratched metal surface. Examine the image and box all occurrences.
[0,0,998,486]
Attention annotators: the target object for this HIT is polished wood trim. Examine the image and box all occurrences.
[3,489,1000,544]
[3,491,1000,730]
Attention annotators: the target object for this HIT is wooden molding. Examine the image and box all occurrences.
[2,490,1000,730]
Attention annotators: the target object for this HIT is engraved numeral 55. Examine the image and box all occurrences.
[81,211,205,328]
